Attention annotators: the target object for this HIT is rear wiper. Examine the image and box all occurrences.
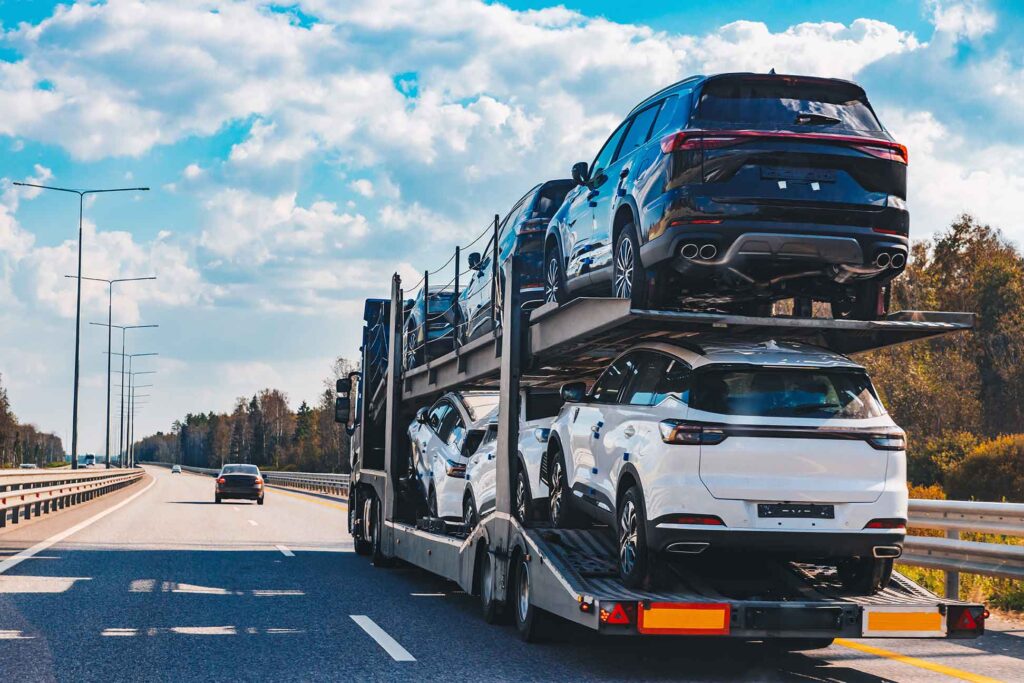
[794,112,841,126]
[790,402,840,414]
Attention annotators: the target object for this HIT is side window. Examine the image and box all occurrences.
[614,103,661,162]
[590,122,628,182]
[651,95,679,137]
[622,352,672,406]
[437,407,462,443]
[653,359,692,405]
[428,401,452,432]
[591,355,638,404]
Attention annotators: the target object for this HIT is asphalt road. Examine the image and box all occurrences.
[0,466,1021,682]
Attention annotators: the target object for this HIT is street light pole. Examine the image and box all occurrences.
[14,182,149,469]
[110,357,156,467]
[76,276,156,468]
[90,323,157,467]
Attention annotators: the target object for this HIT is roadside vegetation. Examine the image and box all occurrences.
[0,373,65,468]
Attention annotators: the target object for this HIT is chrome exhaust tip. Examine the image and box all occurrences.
[874,252,891,269]
[873,545,902,559]
[890,252,906,268]
[666,541,710,555]
[699,243,718,260]
[680,243,699,259]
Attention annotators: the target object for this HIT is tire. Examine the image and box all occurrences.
[257,495,264,506]
[513,553,545,642]
[765,638,835,652]
[617,486,651,589]
[403,331,422,371]
[612,224,650,308]
[513,467,532,523]
[479,547,502,624]
[833,281,887,321]
[350,494,372,556]
[370,497,394,567]
[215,494,221,504]
[544,245,568,306]
[464,494,479,530]
[547,447,581,529]
[838,557,894,595]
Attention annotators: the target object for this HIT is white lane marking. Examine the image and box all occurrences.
[248,520,258,526]
[0,629,35,640]
[350,615,415,662]
[410,593,445,597]
[0,476,156,575]
[276,544,294,557]
[232,507,240,511]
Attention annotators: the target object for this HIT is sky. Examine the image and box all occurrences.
[0,0,1022,454]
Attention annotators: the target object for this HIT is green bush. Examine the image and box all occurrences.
[947,434,1024,502]
[907,431,978,487]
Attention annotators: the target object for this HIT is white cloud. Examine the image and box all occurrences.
[349,179,374,198]
[183,163,203,180]
[929,0,996,41]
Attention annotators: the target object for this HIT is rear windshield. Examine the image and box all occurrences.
[691,368,884,419]
[222,464,259,475]
[462,393,501,421]
[529,181,573,220]
[694,79,883,133]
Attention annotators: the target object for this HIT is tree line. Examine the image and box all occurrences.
[134,357,355,473]
[0,373,65,468]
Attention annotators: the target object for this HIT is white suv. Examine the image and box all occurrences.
[463,391,562,527]
[409,391,500,519]
[543,340,906,594]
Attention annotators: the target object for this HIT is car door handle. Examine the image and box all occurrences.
[624,425,636,438]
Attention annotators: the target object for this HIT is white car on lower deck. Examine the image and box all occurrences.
[543,339,906,594]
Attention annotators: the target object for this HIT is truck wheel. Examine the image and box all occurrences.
[838,557,893,595]
[766,638,835,652]
[612,224,650,308]
[479,548,502,624]
[544,246,568,306]
[548,449,581,528]
[370,497,394,567]
[215,494,221,504]
[350,495,372,556]
[617,486,651,589]
[513,553,545,642]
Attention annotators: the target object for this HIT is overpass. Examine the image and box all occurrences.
[0,465,1021,681]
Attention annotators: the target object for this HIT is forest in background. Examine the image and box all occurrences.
[0,374,65,468]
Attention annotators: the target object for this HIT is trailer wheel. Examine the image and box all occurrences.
[765,637,835,652]
[838,556,893,595]
[513,553,545,642]
[478,547,502,624]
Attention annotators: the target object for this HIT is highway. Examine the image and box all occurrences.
[1,466,1021,682]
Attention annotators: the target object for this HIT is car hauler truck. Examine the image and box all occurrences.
[338,257,986,646]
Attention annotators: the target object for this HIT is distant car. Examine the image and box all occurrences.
[463,390,563,527]
[457,180,573,343]
[408,391,501,519]
[215,464,265,505]
[404,286,459,371]
[171,465,182,474]
[19,463,39,469]
[545,72,908,319]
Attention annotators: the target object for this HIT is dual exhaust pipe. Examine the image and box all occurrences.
[680,243,718,261]
[874,251,906,269]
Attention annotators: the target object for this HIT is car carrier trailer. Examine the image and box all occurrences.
[340,256,987,645]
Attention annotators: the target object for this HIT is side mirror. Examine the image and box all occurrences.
[336,377,351,394]
[334,396,350,423]
[415,407,430,424]
[468,252,482,270]
[571,161,590,187]
[560,381,587,403]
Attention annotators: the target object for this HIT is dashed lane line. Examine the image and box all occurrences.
[276,544,294,557]
[350,615,415,662]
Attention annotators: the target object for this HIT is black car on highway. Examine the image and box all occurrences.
[215,464,265,505]
[458,179,572,343]
[544,72,909,319]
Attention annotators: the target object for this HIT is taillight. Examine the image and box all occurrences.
[660,129,907,164]
[865,518,906,529]
[669,514,726,526]
[254,478,263,486]
[852,142,908,164]
[216,477,225,485]
[867,432,906,451]
[445,460,466,478]
[658,420,726,445]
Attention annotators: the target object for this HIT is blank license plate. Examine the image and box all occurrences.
[758,503,835,519]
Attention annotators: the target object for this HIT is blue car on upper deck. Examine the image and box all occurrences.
[543,72,909,320]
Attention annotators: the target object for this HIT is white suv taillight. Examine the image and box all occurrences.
[867,432,906,451]
[658,420,726,445]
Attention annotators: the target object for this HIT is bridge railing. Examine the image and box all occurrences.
[141,462,349,498]
[0,468,143,527]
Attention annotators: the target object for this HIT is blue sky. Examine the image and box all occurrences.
[1,0,1022,453]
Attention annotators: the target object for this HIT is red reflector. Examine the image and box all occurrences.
[602,603,631,625]
[865,518,906,529]
[673,514,725,526]
[669,218,723,227]
[872,227,904,236]
[954,610,977,630]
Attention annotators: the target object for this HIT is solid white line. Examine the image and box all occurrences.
[248,520,258,526]
[350,615,415,662]
[275,544,294,557]
[0,476,156,575]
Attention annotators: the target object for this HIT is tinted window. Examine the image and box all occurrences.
[622,352,672,406]
[428,401,452,431]
[615,104,661,161]
[591,355,637,404]
[529,181,573,220]
[694,79,883,133]
[438,408,463,442]
[222,464,259,475]
[691,368,884,419]
[525,392,563,421]
[651,95,679,137]
[590,122,628,181]
[654,359,692,404]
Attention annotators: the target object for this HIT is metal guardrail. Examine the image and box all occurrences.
[142,463,349,499]
[0,468,144,527]
[903,499,1024,597]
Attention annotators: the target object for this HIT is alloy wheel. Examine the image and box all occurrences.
[549,461,563,523]
[515,472,527,522]
[619,499,638,576]
[517,560,531,622]
[614,238,634,299]
[545,257,561,304]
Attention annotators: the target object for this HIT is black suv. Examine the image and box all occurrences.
[457,179,572,343]
[544,73,908,319]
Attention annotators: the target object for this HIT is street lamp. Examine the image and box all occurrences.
[108,352,157,468]
[91,322,157,468]
[73,275,157,468]
[14,181,149,469]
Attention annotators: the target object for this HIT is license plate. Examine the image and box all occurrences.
[758,503,835,519]
[761,167,836,182]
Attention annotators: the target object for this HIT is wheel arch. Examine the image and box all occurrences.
[611,199,640,253]
[615,462,644,515]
